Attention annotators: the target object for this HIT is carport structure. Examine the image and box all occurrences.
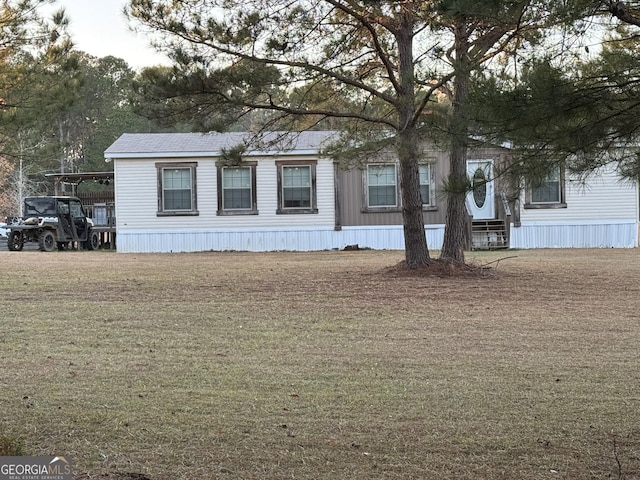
[45,172,116,248]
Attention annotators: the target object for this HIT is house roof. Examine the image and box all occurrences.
[104,131,339,160]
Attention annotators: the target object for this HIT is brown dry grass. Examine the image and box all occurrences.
[1,248,639,479]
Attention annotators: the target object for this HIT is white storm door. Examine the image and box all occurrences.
[466,160,495,220]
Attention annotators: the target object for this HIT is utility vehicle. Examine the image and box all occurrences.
[6,196,100,252]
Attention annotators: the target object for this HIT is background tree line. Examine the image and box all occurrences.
[0,1,161,217]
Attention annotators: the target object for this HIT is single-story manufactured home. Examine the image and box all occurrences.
[104,131,639,253]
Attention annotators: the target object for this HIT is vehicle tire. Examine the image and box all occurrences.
[38,230,56,252]
[87,231,100,250]
[7,231,24,251]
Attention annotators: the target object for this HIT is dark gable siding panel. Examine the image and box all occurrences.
[338,150,450,227]
[337,146,509,228]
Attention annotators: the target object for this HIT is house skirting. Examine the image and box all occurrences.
[114,225,447,253]
[510,220,638,249]
[114,220,638,253]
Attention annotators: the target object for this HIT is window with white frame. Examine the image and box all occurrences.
[367,164,398,208]
[276,161,318,214]
[156,162,198,215]
[419,163,433,206]
[526,164,566,208]
[218,164,257,214]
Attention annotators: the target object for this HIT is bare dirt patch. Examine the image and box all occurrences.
[1,248,639,479]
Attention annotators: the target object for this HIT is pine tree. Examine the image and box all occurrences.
[127,0,574,266]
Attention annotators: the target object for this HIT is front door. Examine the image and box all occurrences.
[466,160,494,220]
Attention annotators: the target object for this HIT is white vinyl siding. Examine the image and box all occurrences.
[114,156,335,234]
[520,165,638,223]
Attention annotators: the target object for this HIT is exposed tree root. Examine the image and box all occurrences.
[382,256,514,278]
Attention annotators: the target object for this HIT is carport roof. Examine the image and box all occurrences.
[46,172,114,184]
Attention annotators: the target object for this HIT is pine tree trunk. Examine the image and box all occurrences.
[397,128,430,268]
[440,22,470,263]
[396,12,430,268]
[440,154,467,262]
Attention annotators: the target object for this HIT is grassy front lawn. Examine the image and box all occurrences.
[1,248,639,479]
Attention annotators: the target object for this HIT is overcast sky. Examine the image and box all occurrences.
[46,0,168,69]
